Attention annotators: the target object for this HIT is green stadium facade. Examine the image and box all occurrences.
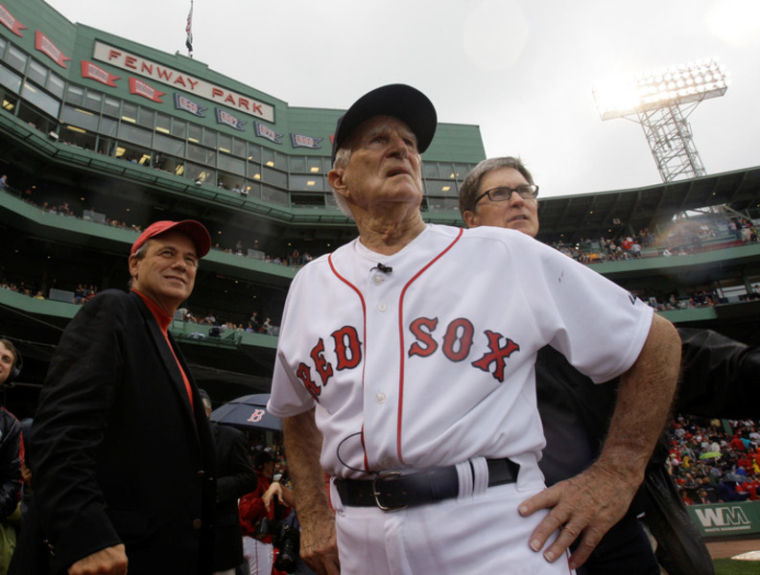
[0,0,758,418]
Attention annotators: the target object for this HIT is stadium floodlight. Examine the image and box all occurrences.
[593,59,728,182]
[593,59,728,120]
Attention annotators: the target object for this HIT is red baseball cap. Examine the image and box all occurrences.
[131,220,211,258]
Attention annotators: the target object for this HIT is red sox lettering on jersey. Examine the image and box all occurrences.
[294,318,521,399]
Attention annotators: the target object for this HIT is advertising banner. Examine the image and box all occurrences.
[687,501,760,538]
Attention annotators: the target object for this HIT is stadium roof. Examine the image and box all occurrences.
[536,166,760,243]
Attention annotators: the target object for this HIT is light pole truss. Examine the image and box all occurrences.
[593,59,728,183]
[637,104,705,182]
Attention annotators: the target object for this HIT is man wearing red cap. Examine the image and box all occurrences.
[27,220,216,575]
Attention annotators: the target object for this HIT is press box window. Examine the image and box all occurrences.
[0,64,21,94]
[103,97,120,117]
[46,73,64,98]
[62,105,98,131]
[26,59,47,87]
[5,45,27,74]
[65,85,84,106]
[21,81,59,118]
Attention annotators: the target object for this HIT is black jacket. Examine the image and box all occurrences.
[210,422,256,571]
[28,290,216,575]
[536,327,758,575]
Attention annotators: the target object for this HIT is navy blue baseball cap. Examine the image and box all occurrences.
[331,84,438,164]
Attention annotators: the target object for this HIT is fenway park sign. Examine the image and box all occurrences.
[92,41,274,123]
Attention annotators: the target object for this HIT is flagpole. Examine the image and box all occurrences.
[185,0,194,58]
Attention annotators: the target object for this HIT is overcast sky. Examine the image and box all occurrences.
[44,0,760,198]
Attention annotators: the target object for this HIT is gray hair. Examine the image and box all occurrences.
[128,240,151,289]
[330,147,355,220]
[458,157,534,216]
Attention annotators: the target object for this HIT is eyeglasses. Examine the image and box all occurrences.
[472,184,539,207]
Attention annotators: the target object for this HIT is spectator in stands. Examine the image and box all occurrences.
[0,175,7,189]
[249,311,262,333]
[73,284,86,305]
[27,220,216,575]
[630,239,642,258]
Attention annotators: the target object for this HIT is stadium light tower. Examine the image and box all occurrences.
[593,59,728,183]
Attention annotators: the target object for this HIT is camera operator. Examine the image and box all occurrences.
[240,450,296,575]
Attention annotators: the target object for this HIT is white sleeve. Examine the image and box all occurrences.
[266,271,317,417]
[518,235,653,383]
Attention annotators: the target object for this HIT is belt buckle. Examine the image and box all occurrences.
[372,471,407,511]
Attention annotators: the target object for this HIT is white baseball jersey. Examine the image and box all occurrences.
[268,224,653,486]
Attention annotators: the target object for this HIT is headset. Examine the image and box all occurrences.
[0,337,22,383]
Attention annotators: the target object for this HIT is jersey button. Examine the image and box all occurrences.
[373,275,384,285]
[376,392,386,404]
[378,302,387,312]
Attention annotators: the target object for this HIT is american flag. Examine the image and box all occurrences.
[185,0,194,55]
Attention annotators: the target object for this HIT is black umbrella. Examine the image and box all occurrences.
[210,393,282,431]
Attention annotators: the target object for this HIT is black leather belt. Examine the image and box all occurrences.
[334,458,520,510]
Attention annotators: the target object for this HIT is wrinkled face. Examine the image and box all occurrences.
[0,342,14,385]
[129,231,198,313]
[330,115,423,213]
[462,167,539,238]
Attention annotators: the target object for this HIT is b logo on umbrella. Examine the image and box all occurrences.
[247,408,266,423]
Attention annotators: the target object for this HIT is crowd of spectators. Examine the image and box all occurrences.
[0,271,284,335]
[2,175,759,337]
[547,216,759,265]
[644,289,723,312]
[4,173,759,274]
[216,239,315,269]
[668,414,760,505]
[0,278,99,303]
[0,278,46,300]
[176,308,279,337]
[9,180,319,270]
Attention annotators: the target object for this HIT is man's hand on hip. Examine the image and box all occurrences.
[68,544,128,575]
[518,461,638,570]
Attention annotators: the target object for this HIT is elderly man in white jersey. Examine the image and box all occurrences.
[267,84,681,575]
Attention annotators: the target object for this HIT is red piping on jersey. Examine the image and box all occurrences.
[328,253,370,472]
[396,228,463,464]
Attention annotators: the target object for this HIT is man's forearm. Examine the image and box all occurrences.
[596,313,681,486]
[282,409,330,519]
[282,409,340,575]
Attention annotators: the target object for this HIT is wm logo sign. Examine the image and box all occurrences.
[694,506,751,530]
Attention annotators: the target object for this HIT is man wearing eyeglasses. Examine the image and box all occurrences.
[269,85,680,575]
[459,157,540,236]
[458,156,760,575]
